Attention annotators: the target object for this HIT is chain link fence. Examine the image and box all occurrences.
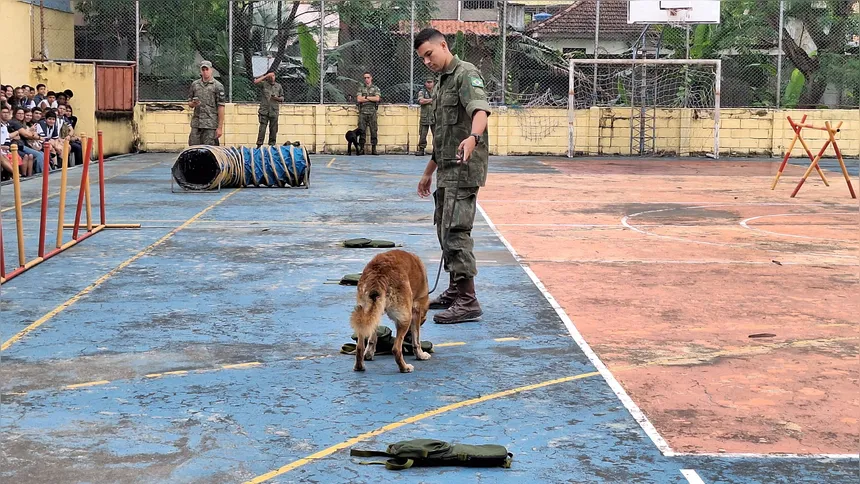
[29,0,856,109]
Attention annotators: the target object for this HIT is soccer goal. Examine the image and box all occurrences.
[568,58,721,158]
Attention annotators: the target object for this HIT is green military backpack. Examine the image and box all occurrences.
[350,439,513,470]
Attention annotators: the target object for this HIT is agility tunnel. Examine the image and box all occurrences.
[171,143,311,190]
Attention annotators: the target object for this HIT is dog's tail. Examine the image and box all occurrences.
[350,280,387,340]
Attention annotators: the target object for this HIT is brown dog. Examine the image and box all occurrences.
[350,249,431,373]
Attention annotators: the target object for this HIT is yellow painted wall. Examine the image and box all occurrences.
[30,61,97,142]
[96,114,136,157]
[0,0,75,85]
[135,103,860,158]
[0,0,35,85]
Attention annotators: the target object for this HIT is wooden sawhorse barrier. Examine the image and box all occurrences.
[771,115,856,199]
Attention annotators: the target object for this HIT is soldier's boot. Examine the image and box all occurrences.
[428,274,458,310]
[371,145,379,155]
[433,278,482,324]
[415,148,425,156]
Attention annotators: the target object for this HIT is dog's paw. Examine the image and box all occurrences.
[416,351,431,361]
[400,364,414,373]
[354,364,365,372]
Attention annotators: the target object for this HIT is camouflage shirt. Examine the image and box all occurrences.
[357,84,381,115]
[432,55,492,188]
[258,81,284,117]
[417,87,435,125]
[189,77,226,129]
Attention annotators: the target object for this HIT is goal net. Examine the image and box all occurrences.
[568,59,721,158]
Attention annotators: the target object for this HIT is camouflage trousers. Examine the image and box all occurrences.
[433,186,479,281]
[188,128,219,146]
[256,114,279,146]
[358,112,378,146]
[418,123,434,151]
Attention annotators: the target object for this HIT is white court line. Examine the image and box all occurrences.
[476,203,674,455]
[521,258,859,266]
[681,469,706,484]
[740,212,857,243]
[622,204,859,259]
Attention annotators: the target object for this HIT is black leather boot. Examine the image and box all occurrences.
[433,278,482,324]
[429,273,457,310]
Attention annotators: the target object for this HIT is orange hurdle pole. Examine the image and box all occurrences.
[790,121,844,198]
[773,115,829,189]
[38,142,51,257]
[55,138,71,248]
[824,121,857,199]
[10,145,26,268]
[0,206,5,280]
[72,136,94,240]
[98,131,106,226]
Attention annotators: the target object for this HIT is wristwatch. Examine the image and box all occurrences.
[470,133,482,144]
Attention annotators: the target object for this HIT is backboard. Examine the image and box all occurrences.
[628,0,721,25]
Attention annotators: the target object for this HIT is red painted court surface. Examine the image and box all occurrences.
[479,157,859,456]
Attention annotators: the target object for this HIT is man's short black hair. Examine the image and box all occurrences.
[47,91,56,97]
[414,28,445,50]
[45,109,57,119]
[36,83,46,89]
[32,107,42,113]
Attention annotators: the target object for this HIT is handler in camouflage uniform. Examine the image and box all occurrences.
[357,71,381,155]
[416,77,435,156]
[254,71,284,147]
[188,60,226,146]
[414,28,491,324]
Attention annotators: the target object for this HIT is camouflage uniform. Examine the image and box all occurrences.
[188,77,226,146]
[417,83,435,155]
[257,80,284,146]
[357,84,381,153]
[429,55,491,324]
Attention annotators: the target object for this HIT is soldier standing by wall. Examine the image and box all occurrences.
[254,71,284,147]
[357,72,381,155]
[188,60,226,146]
[416,77,435,156]
[414,28,491,324]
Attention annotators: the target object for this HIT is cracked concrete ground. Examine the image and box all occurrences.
[1,153,857,483]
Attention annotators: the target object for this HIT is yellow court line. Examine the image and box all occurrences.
[434,341,467,347]
[244,371,601,484]
[326,157,337,168]
[494,337,522,342]
[64,380,110,390]
[1,189,240,352]
[0,163,155,214]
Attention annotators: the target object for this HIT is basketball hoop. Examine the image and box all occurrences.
[627,0,720,25]
[665,8,691,27]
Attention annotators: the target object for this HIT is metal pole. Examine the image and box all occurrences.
[40,0,46,60]
[776,0,784,109]
[568,58,575,158]
[714,60,721,159]
[592,0,600,101]
[685,25,690,59]
[135,0,140,103]
[228,0,233,103]
[320,0,326,103]
[501,1,508,105]
[410,0,415,105]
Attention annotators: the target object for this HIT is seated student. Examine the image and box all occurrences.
[33,83,47,107]
[1,107,34,177]
[8,107,45,173]
[55,104,83,165]
[37,109,62,169]
[39,91,58,110]
[66,105,78,128]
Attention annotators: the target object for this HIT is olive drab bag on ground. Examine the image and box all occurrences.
[350,439,513,470]
[340,325,433,356]
[342,238,396,248]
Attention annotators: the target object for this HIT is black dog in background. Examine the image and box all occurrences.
[345,127,364,155]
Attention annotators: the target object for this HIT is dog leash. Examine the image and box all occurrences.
[428,154,466,295]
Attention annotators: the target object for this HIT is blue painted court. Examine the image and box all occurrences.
[1,153,857,483]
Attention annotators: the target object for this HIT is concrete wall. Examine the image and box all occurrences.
[0,0,75,85]
[96,112,136,157]
[135,103,860,158]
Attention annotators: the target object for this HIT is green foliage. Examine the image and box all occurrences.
[782,68,805,108]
